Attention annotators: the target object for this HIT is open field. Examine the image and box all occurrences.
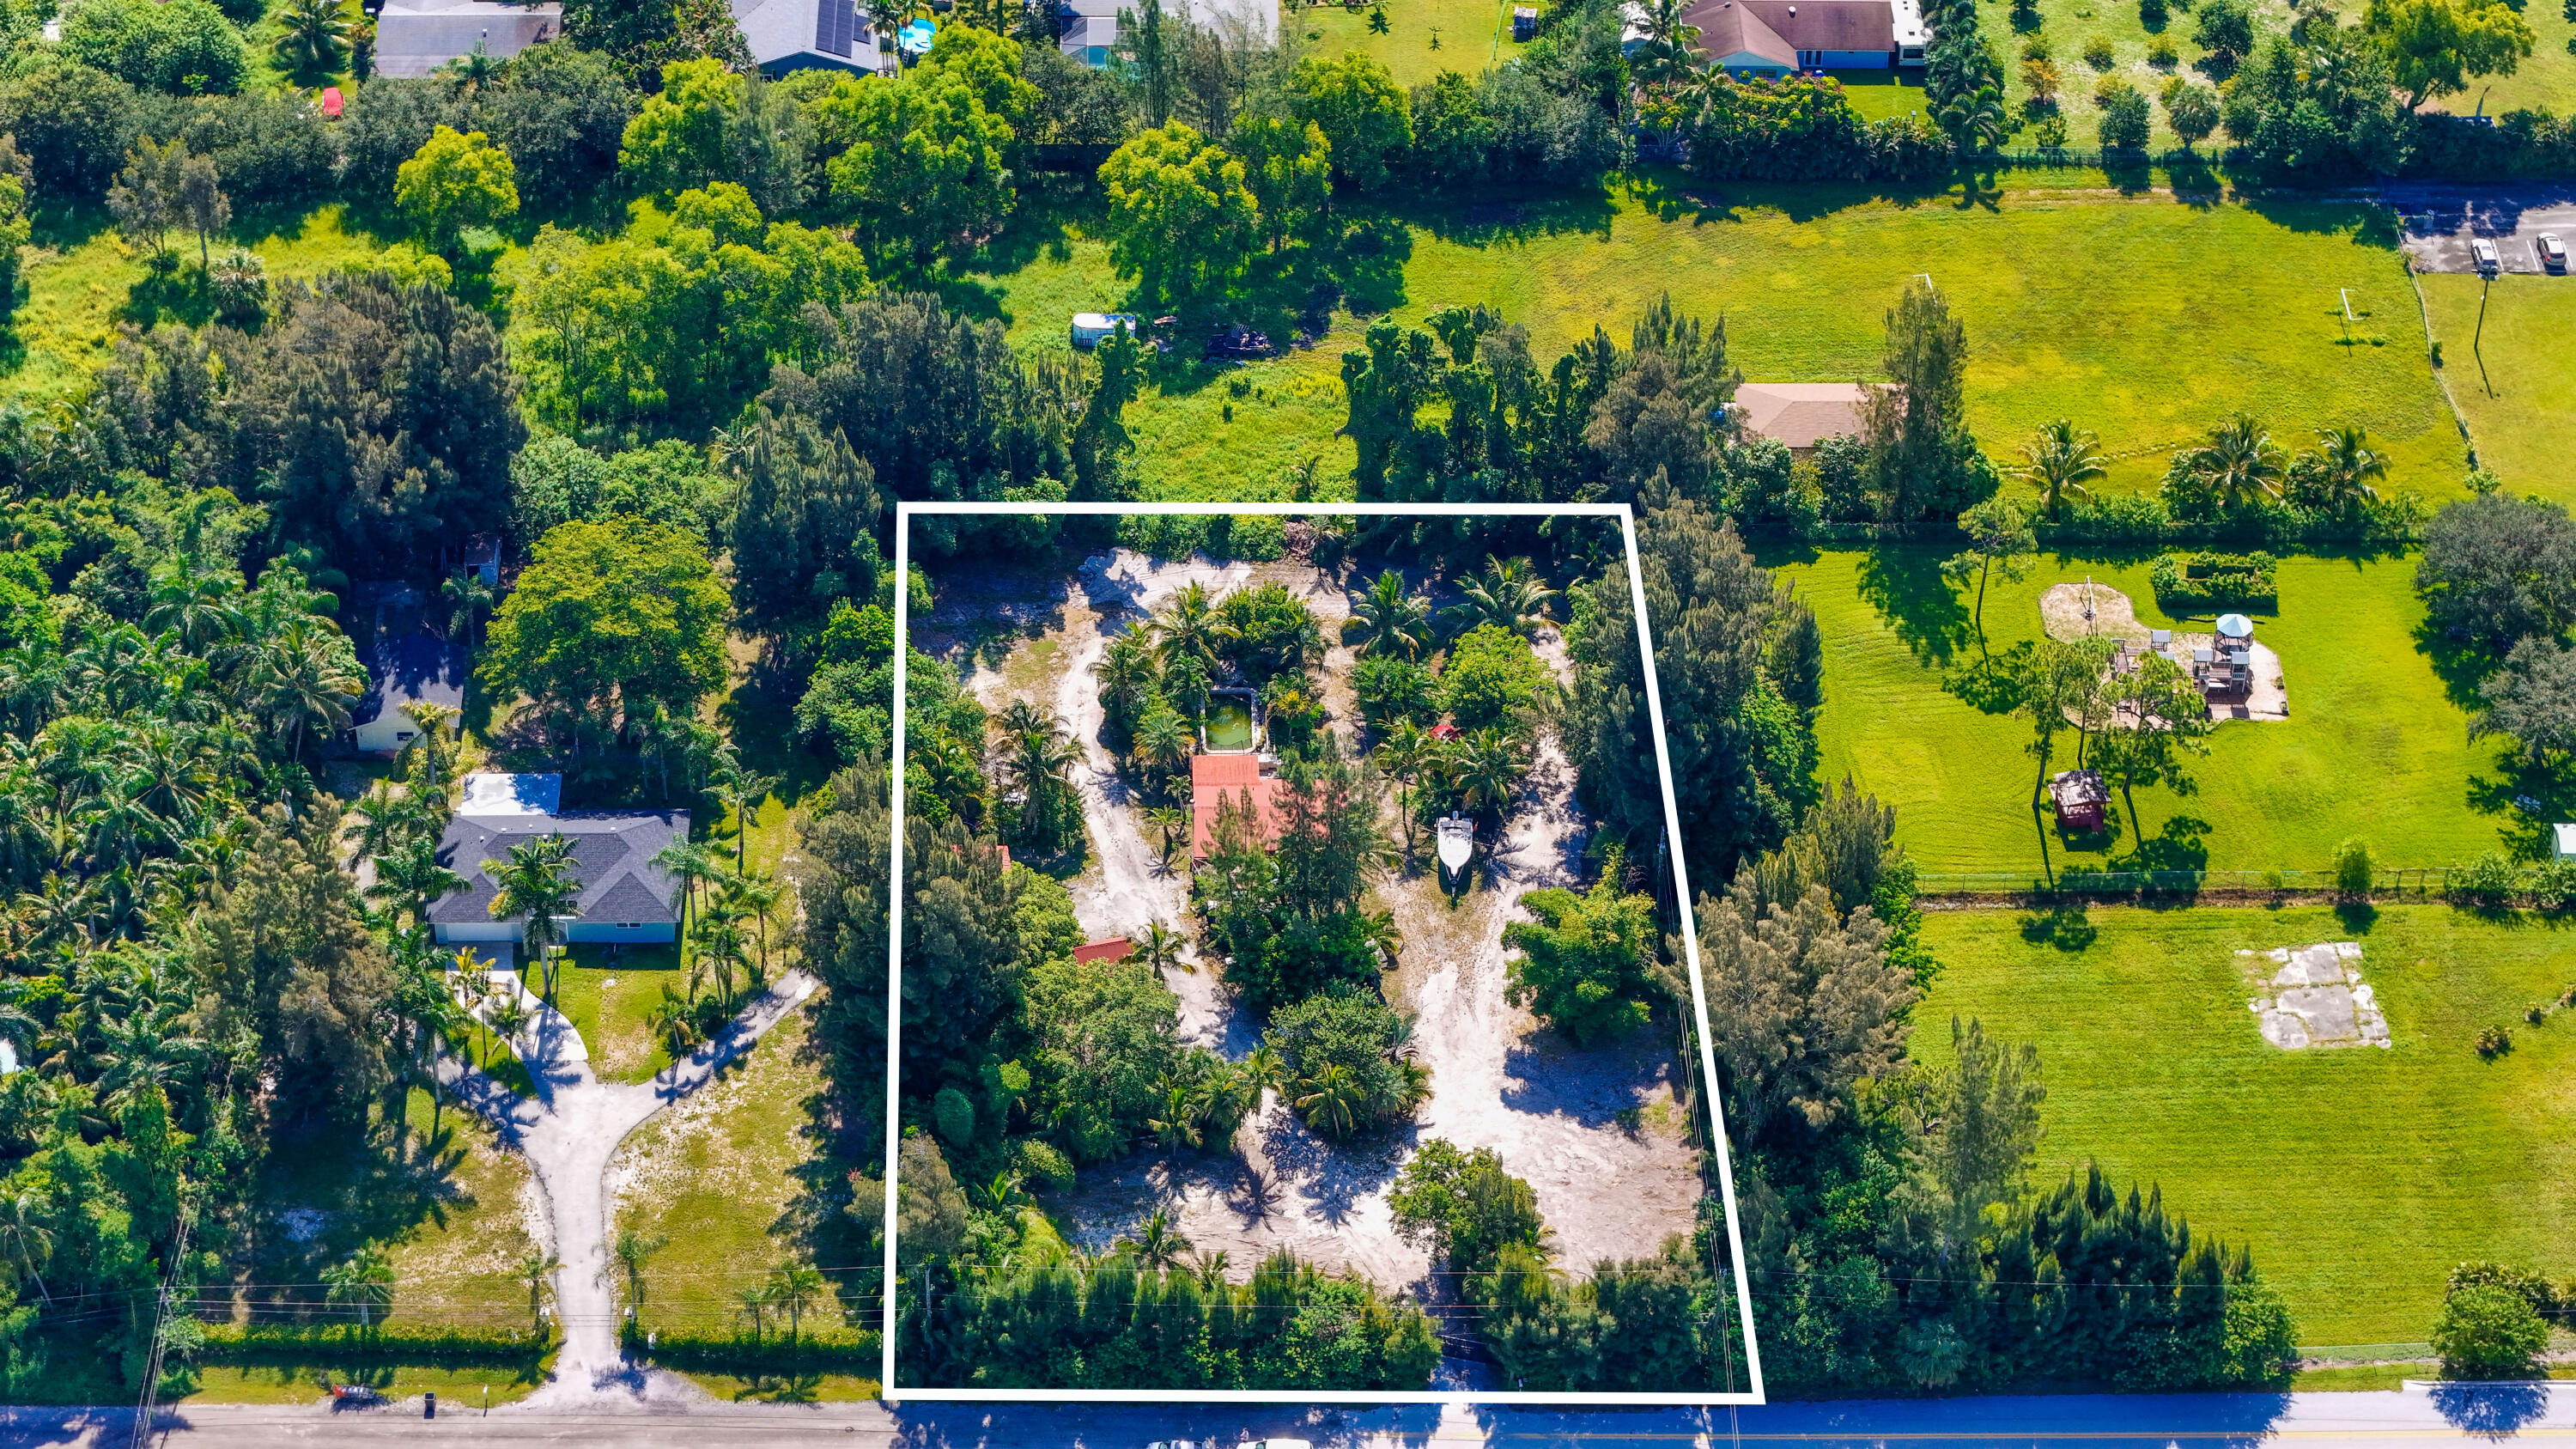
[966,186,2464,501]
[1970,0,2300,150]
[2419,273,2576,508]
[1911,904,2576,1347]
[1772,546,2543,879]
[610,1014,835,1335]
[1294,0,1534,88]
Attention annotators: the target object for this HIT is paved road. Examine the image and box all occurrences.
[2383,181,2576,274]
[10,1384,2576,1448]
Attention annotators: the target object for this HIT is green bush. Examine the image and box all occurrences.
[61,0,247,95]
[2330,837,2374,898]
[625,1323,879,1374]
[2447,850,2522,907]
[2149,551,2278,610]
[2431,1282,2549,1378]
[932,1085,976,1146]
[198,1320,553,1367]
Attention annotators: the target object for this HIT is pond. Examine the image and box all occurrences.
[1204,699,1255,752]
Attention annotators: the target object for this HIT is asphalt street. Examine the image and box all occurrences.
[7,1384,2576,1448]
[2383,181,2576,274]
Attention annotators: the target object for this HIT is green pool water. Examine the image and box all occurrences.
[1206,700,1254,752]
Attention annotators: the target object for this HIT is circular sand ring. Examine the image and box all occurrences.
[2038,581,2153,643]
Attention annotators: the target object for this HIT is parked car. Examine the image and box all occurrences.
[1242,1440,1313,1449]
[2471,237,2500,277]
[2540,233,2567,274]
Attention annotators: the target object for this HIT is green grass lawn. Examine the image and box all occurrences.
[1829,69,1931,123]
[1292,0,1535,88]
[1911,904,2576,1346]
[612,1014,838,1336]
[5,203,405,406]
[2418,273,2576,508]
[2429,8,2576,117]
[1772,546,2554,879]
[965,185,2464,502]
[181,1363,548,1407]
[555,947,683,1085]
[1974,0,2296,151]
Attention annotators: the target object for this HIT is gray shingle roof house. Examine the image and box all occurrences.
[736,0,885,74]
[371,0,562,77]
[429,773,688,947]
[351,629,468,757]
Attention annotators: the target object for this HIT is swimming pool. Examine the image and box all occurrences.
[1205,698,1255,752]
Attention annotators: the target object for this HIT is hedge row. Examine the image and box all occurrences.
[622,1323,881,1375]
[197,1319,554,1367]
[2150,551,2278,610]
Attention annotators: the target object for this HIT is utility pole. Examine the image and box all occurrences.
[128,1209,195,1449]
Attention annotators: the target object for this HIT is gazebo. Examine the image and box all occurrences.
[2049,769,2109,831]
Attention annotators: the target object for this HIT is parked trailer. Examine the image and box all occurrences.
[1071,312,1141,350]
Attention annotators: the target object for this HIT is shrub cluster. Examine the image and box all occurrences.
[2149,551,2278,611]
[197,1320,555,1366]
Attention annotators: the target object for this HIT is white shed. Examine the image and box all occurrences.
[2555,822,2576,862]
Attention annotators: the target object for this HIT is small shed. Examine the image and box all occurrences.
[319,86,344,119]
[1511,5,1537,39]
[2556,822,2576,862]
[1071,312,1140,350]
[1072,936,1134,965]
[2050,769,2109,831]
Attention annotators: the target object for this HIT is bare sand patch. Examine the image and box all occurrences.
[2039,581,2154,643]
[2240,941,2391,1050]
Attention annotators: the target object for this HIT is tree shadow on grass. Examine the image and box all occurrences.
[1941,639,2034,714]
[2019,900,2099,951]
[1857,544,1974,666]
[2412,617,2501,713]
[1628,167,1952,224]
[2466,753,2574,859]
[244,1112,473,1321]
[719,671,832,813]
[2109,813,2212,873]
[1376,180,1618,247]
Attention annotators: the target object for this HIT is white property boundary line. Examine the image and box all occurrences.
[881,499,1766,1405]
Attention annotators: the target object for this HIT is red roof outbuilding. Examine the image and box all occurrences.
[1072,937,1135,965]
[320,86,344,119]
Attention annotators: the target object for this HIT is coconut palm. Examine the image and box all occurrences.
[2311,424,2385,508]
[1133,709,1193,793]
[1240,1042,1285,1103]
[1628,0,1703,85]
[1450,728,1528,819]
[1356,909,1402,970]
[0,1192,51,1304]
[1096,625,1162,738]
[2188,414,2287,510]
[1146,1078,1202,1154]
[443,569,497,647]
[1443,557,1556,639]
[1347,569,1431,660]
[717,871,784,980]
[734,1283,775,1340]
[485,992,531,1068]
[1152,581,1230,675]
[652,837,720,945]
[437,40,502,93]
[1294,1063,1365,1137]
[647,985,698,1055]
[256,621,361,759]
[1187,1246,1230,1290]
[1371,719,1440,856]
[1127,1208,1193,1269]
[320,1244,396,1328]
[1141,805,1188,865]
[694,915,750,1004]
[2018,419,2107,520]
[484,832,580,1007]
[143,570,244,653]
[764,1262,829,1342]
[714,769,780,875]
[1137,919,1188,975]
[515,1251,562,1329]
[611,1229,669,1313]
[272,0,354,76]
[369,836,465,935]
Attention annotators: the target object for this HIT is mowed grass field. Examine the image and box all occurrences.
[967,186,2464,501]
[1771,546,2532,878]
[2419,273,2576,508]
[1294,0,1535,88]
[1911,904,2576,1346]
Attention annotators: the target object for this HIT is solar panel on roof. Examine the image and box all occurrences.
[817,0,854,56]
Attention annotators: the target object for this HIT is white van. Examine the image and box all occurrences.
[2471,238,2500,277]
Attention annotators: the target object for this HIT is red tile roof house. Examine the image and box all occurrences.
[1189,752,1283,861]
[1677,0,1911,76]
[1072,937,1136,964]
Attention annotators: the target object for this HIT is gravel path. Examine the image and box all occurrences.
[434,968,820,1409]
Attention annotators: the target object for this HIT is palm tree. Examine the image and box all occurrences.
[484,832,580,1007]
[437,40,502,92]
[1141,805,1188,866]
[716,770,780,875]
[970,1170,1031,1216]
[96,1008,203,1109]
[611,1229,669,1315]
[1240,1042,1285,1106]
[1133,710,1193,795]
[515,1251,562,1330]
[1127,1209,1193,1270]
[734,1283,774,1341]
[1443,557,1556,639]
[647,985,698,1055]
[368,836,464,935]
[1451,728,1528,819]
[1097,626,1161,740]
[1137,919,1188,976]
[1152,581,1230,675]
[765,1262,829,1342]
[2189,414,2287,510]
[271,0,354,76]
[1004,712,1082,849]
[718,871,784,980]
[695,916,751,1004]
[1356,909,1402,969]
[443,569,497,647]
[2018,419,2107,520]
[1371,719,1440,857]
[485,992,531,1068]
[1628,0,1703,85]
[652,837,721,945]
[320,1245,396,1328]
[257,622,361,759]
[143,570,244,653]
[1294,1064,1365,1137]
[1187,1246,1230,1291]
[1147,1077,1202,1154]
[1348,569,1432,661]
[0,1192,52,1305]
[2311,424,2385,508]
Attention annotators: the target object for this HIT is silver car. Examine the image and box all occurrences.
[2471,237,2500,277]
[2540,233,2568,274]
